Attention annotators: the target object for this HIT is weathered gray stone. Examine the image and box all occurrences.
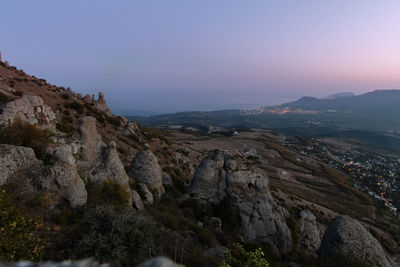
[162,171,172,186]
[128,150,165,196]
[131,190,145,210]
[296,210,321,253]
[138,183,154,205]
[320,215,393,267]
[0,144,40,186]
[39,145,87,207]
[0,95,56,127]
[94,92,112,116]
[188,150,292,255]
[209,217,222,232]
[90,141,130,187]
[79,116,104,163]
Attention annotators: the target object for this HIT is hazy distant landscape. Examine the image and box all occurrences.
[1,1,400,267]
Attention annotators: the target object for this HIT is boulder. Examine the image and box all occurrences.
[39,145,87,207]
[0,95,56,128]
[79,116,104,162]
[131,190,145,210]
[128,150,165,196]
[94,92,112,116]
[296,210,321,252]
[320,215,393,267]
[0,144,40,186]
[209,217,222,232]
[188,150,292,255]
[90,141,130,187]
[137,183,154,205]
[123,121,139,136]
[162,171,172,186]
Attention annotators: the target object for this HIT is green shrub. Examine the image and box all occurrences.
[14,90,24,97]
[107,116,121,127]
[0,92,12,105]
[219,243,270,267]
[61,93,69,99]
[64,101,84,114]
[0,120,53,159]
[86,179,130,208]
[0,190,47,262]
[72,206,161,267]
[56,116,75,133]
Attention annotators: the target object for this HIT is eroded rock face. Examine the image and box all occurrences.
[90,141,130,187]
[188,150,292,255]
[128,150,165,196]
[0,144,40,186]
[137,183,154,205]
[95,92,112,116]
[320,215,393,267]
[131,190,145,211]
[296,210,321,253]
[39,145,87,207]
[79,116,104,163]
[0,95,56,128]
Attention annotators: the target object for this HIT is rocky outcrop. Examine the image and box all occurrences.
[296,210,321,253]
[188,150,292,255]
[39,145,87,207]
[320,215,393,267]
[77,117,131,203]
[137,183,154,205]
[128,150,165,196]
[0,95,56,128]
[90,141,130,187]
[131,190,145,210]
[162,171,172,186]
[123,121,140,137]
[94,92,112,116]
[0,144,40,186]
[79,116,104,163]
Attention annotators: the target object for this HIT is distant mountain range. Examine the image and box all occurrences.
[130,89,400,151]
[132,89,400,131]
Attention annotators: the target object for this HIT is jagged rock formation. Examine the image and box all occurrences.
[296,210,321,253]
[0,95,56,128]
[137,183,154,205]
[78,117,129,186]
[128,150,165,196]
[78,116,104,164]
[188,150,292,255]
[0,144,40,186]
[131,190,145,210]
[320,215,393,267]
[162,171,172,186]
[39,145,87,207]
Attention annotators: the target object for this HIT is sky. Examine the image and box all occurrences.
[1,1,400,115]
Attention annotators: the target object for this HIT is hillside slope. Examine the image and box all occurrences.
[0,61,399,266]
